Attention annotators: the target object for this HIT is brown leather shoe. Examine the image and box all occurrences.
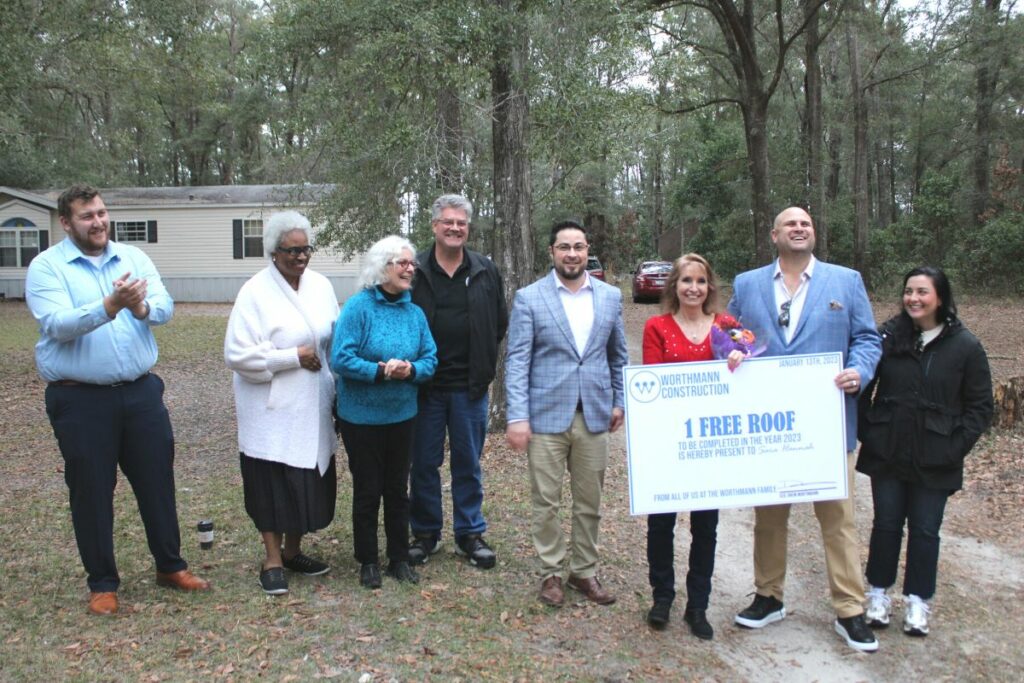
[156,569,211,591]
[567,575,616,605]
[538,576,564,607]
[88,591,118,616]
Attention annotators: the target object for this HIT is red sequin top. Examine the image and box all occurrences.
[642,312,730,365]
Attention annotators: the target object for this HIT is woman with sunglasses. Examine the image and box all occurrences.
[225,211,340,595]
[331,236,437,589]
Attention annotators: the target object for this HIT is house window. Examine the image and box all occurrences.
[111,220,158,243]
[0,218,47,267]
[243,219,263,257]
[114,221,148,242]
[233,218,264,259]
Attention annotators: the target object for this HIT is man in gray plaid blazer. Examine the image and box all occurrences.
[505,220,629,608]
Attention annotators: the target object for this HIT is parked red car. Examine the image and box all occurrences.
[586,256,606,281]
[631,260,673,303]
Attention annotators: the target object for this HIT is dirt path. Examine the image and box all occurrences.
[618,301,1024,681]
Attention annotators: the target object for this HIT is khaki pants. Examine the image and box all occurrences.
[753,451,866,618]
[528,412,609,580]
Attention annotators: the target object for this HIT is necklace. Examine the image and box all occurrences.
[673,313,713,344]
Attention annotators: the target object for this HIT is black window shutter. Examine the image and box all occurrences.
[39,230,49,250]
[110,222,117,241]
[147,220,158,243]
[232,219,243,259]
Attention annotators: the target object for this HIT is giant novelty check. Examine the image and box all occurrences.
[624,352,848,515]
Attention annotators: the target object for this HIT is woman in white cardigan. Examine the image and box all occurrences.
[225,211,339,596]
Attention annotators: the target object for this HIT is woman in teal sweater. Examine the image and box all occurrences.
[331,235,437,589]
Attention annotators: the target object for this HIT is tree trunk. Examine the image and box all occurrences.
[743,100,773,265]
[436,83,464,193]
[847,10,870,286]
[973,0,1002,224]
[804,0,827,259]
[993,376,1024,428]
[489,0,533,431]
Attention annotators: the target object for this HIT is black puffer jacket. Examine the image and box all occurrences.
[856,317,993,491]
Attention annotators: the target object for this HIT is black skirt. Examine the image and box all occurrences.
[240,452,337,534]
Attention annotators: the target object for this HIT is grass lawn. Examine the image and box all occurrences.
[0,301,700,682]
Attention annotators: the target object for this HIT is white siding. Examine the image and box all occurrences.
[0,194,365,303]
[0,200,54,294]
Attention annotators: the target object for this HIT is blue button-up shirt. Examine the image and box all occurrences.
[25,237,173,383]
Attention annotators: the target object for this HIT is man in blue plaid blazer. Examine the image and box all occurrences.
[505,220,628,608]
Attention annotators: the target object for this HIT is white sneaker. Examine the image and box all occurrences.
[904,594,930,637]
[865,587,891,628]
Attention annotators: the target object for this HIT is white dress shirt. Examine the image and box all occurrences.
[773,256,816,343]
[555,272,595,355]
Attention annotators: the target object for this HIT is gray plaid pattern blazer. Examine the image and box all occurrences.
[727,260,882,452]
[505,271,628,434]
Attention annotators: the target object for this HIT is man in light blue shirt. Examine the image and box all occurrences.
[26,184,209,617]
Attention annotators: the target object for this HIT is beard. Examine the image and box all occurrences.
[555,263,585,280]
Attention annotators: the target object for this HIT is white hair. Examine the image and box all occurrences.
[359,235,415,288]
[263,210,314,257]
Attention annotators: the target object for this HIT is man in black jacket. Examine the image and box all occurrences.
[408,194,508,569]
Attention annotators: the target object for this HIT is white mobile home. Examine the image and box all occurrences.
[0,184,360,302]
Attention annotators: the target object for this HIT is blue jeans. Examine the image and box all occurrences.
[409,389,488,541]
[646,509,719,609]
[865,476,949,599]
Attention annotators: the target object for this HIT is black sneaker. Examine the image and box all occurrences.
[282,552,330,576]
[684,607,714,640]
[359,563,382,589]
[259,567,288,595]
[386,561,420,583]
[735,594,786,628]
[455,534,497,569]
[647,599,672,630]
[407,536,440,566]
[834,614,879,652]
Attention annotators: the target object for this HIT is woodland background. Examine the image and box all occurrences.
[1,0,1022,297]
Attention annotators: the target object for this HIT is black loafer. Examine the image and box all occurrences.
[647,600,672,630]
[259,567,288,595]
[359,563,382,589]
[386,561,420,583]
[684,607,714,640]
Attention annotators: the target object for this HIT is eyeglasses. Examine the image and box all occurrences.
[436,218,469,228]
[389,258,419,270]
[553,243,588,253]
[778,300,791,327]
[277,246,314,257]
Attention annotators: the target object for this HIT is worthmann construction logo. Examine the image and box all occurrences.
[629,370,661,403]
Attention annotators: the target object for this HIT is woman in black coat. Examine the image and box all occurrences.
[856,266,992,638]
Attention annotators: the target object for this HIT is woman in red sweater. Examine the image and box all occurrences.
[643,253,741,639]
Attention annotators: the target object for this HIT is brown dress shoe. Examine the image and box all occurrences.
[539,576,564,607]
[88,591,118,616]
[156,569,211,591]
[567,576,616,605]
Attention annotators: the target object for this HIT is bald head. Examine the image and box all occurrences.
[771,207,815,256]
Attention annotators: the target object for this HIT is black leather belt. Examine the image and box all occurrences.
[49,372,149,388]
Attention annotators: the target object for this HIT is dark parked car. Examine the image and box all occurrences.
[631,260,673,303]
[586,256,606,281]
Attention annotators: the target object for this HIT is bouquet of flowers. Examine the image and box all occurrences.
[710,313,766,361]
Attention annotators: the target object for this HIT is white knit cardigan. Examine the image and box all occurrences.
[224,265,339,473]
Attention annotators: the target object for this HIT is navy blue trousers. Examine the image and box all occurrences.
[646,509,719,609]
[45,374,186,592]
[866,476,949,599]
[409,389,488,542]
